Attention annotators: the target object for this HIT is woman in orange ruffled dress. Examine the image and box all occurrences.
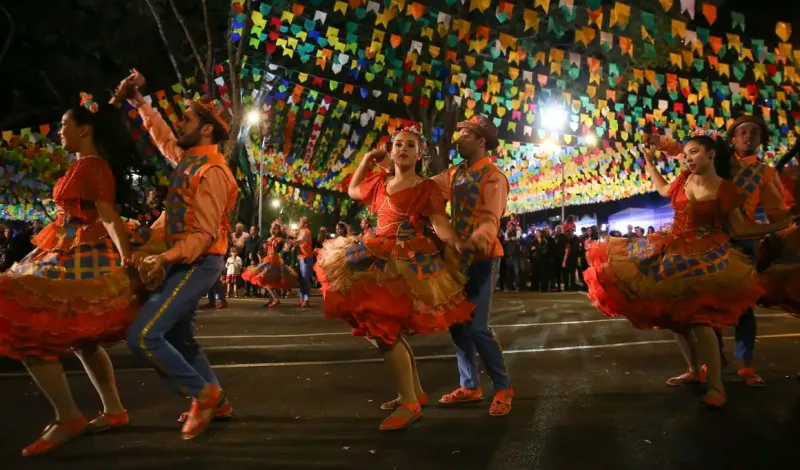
[0,98,162,456]
[584,131,791,408]
[758,138,800,316]
[314,128,473,430]
[241,220,298,307]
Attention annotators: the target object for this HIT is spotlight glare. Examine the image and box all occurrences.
[247,110,261,125]
[542,105,567,130]
[585,134,598,146]
[271,199,280,208]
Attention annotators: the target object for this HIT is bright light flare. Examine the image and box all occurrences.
[271,199,280,208]
[290,223,298,230]
[542,105,567,130]
[247,110,261,125]
[541,140,559,153]
[584,134,598,146]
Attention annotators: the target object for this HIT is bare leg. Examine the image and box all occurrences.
[397,337,424,397]
[674,331,700,373]
[74,345,125,414]
[23,358,84,442]
[666,330,705,386]
[378,337,417,406]
[693,325,725,403]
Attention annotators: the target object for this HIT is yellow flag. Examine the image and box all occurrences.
[523,9,539,32]
[535,0,550,14]
[776,22,792,43]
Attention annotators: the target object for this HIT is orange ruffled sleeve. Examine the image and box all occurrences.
[414,180,447,218]
[667,170,690,206]
[718,180,742,216]
[62,157,116,204]
[358,170,387,211]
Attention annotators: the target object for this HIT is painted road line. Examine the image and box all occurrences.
[193,313,794,340]
[1,333,799,379]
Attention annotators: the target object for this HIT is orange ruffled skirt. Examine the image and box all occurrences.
[0,220,164,361]
[584,232,763,332]
[314,233,474,345]
[241,255,298,290]
[757,225,800,316]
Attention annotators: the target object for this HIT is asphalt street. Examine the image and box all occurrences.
[1,292,799,470]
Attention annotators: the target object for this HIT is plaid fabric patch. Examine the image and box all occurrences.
[9,238,121,280]
[634,241,731,281]
[165,154,210,246]
[732,163,764,204]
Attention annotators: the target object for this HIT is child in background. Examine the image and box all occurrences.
[226,247,243,298]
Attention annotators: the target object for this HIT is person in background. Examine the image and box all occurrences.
[550,225,566,292]
[647,226,656,235]
[635,227,646,238]
[31,220,43,236]
[529,229,549,292]
[242,226,261,297]
[495,228,507,291]
[625,225,635,238]
[335,221,348,238]
[230,222,249,257]
[359,216,374,241]
[225,247,243,298]
[562,226,579,291]
[502,230,521,292]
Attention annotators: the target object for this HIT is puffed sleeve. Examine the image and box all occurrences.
[667,170,690,206]
[62,157,116,203]
[416,180,447,218]
[358,169,388,210]
[718,180,742,215]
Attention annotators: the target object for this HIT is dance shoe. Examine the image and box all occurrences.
[379,402,422,431]
[381,394,428,410]
[438,387,483,404]
[489,388,515,416]
[22,416,88,457]
[86,410,130,433]
[178,400,233,423]
[181,384,224,440]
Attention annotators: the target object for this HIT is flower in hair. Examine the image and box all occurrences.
[390,126,427,148]
[80,92,99,113]
[692,128,719,141]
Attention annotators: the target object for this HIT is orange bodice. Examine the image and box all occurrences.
[33,157,116,251]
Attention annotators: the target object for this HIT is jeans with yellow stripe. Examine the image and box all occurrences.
[127,255,224,397]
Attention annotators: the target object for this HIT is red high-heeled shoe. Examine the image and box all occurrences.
[86,410,130,434]
[379,402,422,431]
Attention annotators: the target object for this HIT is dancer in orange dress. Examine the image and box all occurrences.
[584,131,791,408]
[0,97,162,456]
[241,220,298,307]
[315,128,473,430]
[758,138,800,315]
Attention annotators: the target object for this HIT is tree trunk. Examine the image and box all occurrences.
[144,0,185,85]
[0,4,14,70]
[201,0,215,98]
[168,0,207,90]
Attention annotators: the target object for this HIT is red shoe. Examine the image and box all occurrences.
[22,416,88,457]
[199,303,215,310]
[181,384,224,440]
[215,300,228,309]
[379,402,422,431]
[296,300,305,307]
[381,394,429,410]
[301,301,311,308]
[266,300,280,308]
[666,365,708,386]
[737,367,765,387]
[702,387,727,408]
[489,388,515,416]
[178,400,233,423]
[438,387,483,404]
[86,410,130,434]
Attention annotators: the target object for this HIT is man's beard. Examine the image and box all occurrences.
[176,128,202,150]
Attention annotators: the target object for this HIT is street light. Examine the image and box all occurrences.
[542,105,567,130]
[290,223,298,230]
[584,134,598,146]
[271,199,280,208]
[247,109,261,125]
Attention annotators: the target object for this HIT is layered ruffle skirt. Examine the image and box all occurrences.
[241,255,298,290]
[0,221,164,360]
[584,232,763,332]
[314,232,473,345]
[757,226,800,317]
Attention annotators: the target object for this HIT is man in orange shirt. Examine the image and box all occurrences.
[294,216,314,307]
[715,115,790,387]
[432,115,514,416]
[120,71,239,439]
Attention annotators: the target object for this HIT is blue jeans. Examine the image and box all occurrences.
[128,255,224,397]
[717,239,758,362]
[448,258,511,391]
[298,257,314,302]
[207,278,226,303]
